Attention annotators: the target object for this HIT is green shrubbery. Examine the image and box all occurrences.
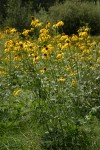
[36,0,100,35]
[4,0,33,31]
[1,0,100,35]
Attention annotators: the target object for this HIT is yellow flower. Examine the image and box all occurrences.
[58,77,66,82]
[61,43,69,50]
[96,57,100,63]
[13,89,21,96]
[70,71,77,76]
[57,21,64,26]
[10,28,17,34]
[79,45,86,50]
[66,66,71,71]
[41,44,54,54]
[45,22,51,28]
[42,53,50,60]
[71,79,77,85]
[87,56,93,60]
[58,42,62,48]
[71,34,78,42]
[4,56,10,61]
[84,26,90,32]
[56,52,64,60]
[5,27,17,34]
[53,21,64,28]
[53,24,57,28]
[82,49,91,54]
[60,35,69,41]
[40,68,47,73]
[40,28,49,34]
[79,31,88,38]
[0,70,7,76]
[22,29,31,36]
[33,55,40,62]
[38,34,51,42]
[13,56,22,62]
[47,44,54,52]
[31,18,42,27]
[79,37,84,41]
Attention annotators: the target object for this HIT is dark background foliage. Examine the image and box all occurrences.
[0,0,100,34]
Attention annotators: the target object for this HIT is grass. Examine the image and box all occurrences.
[90,35,100,42]
[0,18,100,149]
[0,127,42,150]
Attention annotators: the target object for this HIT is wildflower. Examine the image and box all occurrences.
[66,66,71,71]
[5,40,14,50]
[10,28,17,34]
[79,45,86,50]
[79,31,88,37]
[40,68,47,73]
[13,89,21,96]
[58,77,66,82]
[22,29,31,37]
[58,42,62,48]
[33,55,40,62]
[90,41,97,47]
[45,22,51,28]
[70,71,77,77]
[82,49,91,55]
[31,18,42,27]
[87,56,93,60]
[84,26,90,32]
[79,37,84,41]
[58,21,64,26]
[38,34,51,42]
[13,56,22,62]
[56,52,64,60]
[71,34,78,42]
[96,57,100,63]
[59,34,69,41]
[0,70,7,76]
[5,27,17,34]
[53,21,64,28]
[47,44,54,53]
[71,79,77,85]
[61,43,69,50]
[41,44,54,54]
[4,56,10,61]
[42,53,50,59]
[40,28,49,34]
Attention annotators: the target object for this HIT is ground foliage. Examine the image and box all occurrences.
[0,17,100,149]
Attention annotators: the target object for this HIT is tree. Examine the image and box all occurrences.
[4,0,33,30]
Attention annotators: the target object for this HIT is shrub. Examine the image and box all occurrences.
[42,125,91,150]
[45,0,100,35]
[4,0,33,31]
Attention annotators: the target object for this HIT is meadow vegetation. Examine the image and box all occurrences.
[0,0,100,149]
[0,15,100,149]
